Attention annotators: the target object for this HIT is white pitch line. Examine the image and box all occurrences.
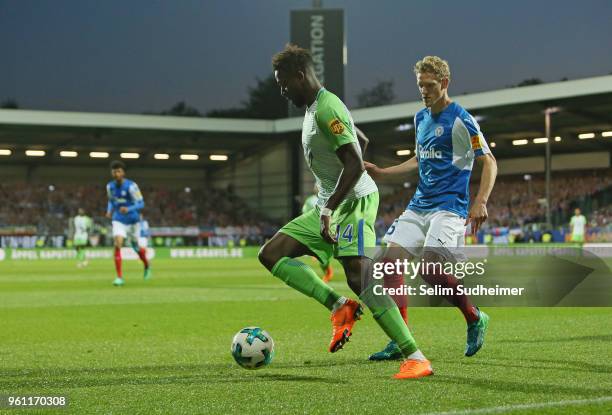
[419,396,612,415]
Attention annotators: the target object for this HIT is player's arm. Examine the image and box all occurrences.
[355,126,369,155]
[105,185,114,218]
[364,156,418,181]
[69,218,75,238]
[124,183,145,213]
[466,153,497,235]
[364,114,420,180]
[320,142,366,243]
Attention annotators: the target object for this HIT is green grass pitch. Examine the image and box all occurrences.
[0,257,611,414]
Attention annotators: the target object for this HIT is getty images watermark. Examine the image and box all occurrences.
[362,246,612,307]
[371,257,524,297]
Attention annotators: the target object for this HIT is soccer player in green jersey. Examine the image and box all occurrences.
[258,44,432,379]
[72,208,92,268]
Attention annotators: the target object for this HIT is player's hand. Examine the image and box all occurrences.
[320,215,337,244]
[119,207,129,214]
[364,161,384,180]
[105,212,112,219]
[466,201,488,236]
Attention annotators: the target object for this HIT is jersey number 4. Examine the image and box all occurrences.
[339,224,353,242]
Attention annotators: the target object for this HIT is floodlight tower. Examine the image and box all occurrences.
[544,107,561,228]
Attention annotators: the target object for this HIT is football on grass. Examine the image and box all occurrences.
[231,327,274,369]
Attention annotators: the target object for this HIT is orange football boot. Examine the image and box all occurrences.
[329,299,363,352]
[322,265,334,283]
[393,359,434,379]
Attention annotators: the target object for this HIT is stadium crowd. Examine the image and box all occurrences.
[1,170,610,245]
[0,183,278,243]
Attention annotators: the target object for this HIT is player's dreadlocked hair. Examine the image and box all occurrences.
[272,43,314,74]
[414,56,451,81]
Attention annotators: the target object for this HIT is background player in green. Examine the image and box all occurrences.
[72,208,92,268]
[258,44,432,379]
[570,208,587,243]
[302,185,334,282]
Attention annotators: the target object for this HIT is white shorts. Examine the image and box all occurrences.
[383,209,466,259]
[138,237,149,248]
[112,221,143,246]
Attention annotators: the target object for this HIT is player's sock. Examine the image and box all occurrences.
[360,283,419,357]
[114,247,123,278]
[420,267,479,323]
[271,257,340,310]
[137,247,149,269]
[331,296,348,312]
[383,268,409,325]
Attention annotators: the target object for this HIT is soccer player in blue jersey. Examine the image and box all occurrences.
[105,161,151,286]
[365,56,497,360]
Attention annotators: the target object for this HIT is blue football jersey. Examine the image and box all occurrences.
[106,179,144,225]
[408,102,491,218]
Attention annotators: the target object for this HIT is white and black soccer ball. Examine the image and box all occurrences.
[231,327,274,369]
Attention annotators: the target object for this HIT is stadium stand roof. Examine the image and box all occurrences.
[1,75,611,166]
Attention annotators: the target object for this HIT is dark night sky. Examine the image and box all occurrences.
[1,0,611,115]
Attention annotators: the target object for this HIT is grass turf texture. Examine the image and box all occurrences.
[0,258,611,414]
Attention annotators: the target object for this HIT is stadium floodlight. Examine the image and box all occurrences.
[396,149,411,156]
[90,151,109,158]
[533,137,548,144]
[210,154,229,161]
[512,139,528,146]
[602,131,612,137]
[180,154,199,160]
[154,153,170,160]
[490,142,496,148]
[120,152,140,159]
[60,151,78,158]
[578,133,595,139]
[25,150,46,157]
[395,123,413,132]
[0,149,11,156]
[555,136,562,142]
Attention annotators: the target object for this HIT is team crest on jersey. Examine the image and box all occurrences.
[329,119,344,135]
[471,135,482,150]
[435,126,444,137]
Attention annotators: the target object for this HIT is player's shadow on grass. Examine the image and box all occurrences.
[273,358,372,369]
[499,334,612,343]
[0,363,342,389]
[432,374,612,396]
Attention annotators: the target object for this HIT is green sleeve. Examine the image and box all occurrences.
[315,99,356,151]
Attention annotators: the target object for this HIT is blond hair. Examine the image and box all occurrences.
[414,56,451,81]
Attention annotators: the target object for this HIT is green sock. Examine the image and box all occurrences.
[271,257,340,310]
[360,283,418,357]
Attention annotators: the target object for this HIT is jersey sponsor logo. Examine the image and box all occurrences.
[471,135,482,150]
[328,119,344,135]
[419,147,443,159]
[435,126,444,137]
